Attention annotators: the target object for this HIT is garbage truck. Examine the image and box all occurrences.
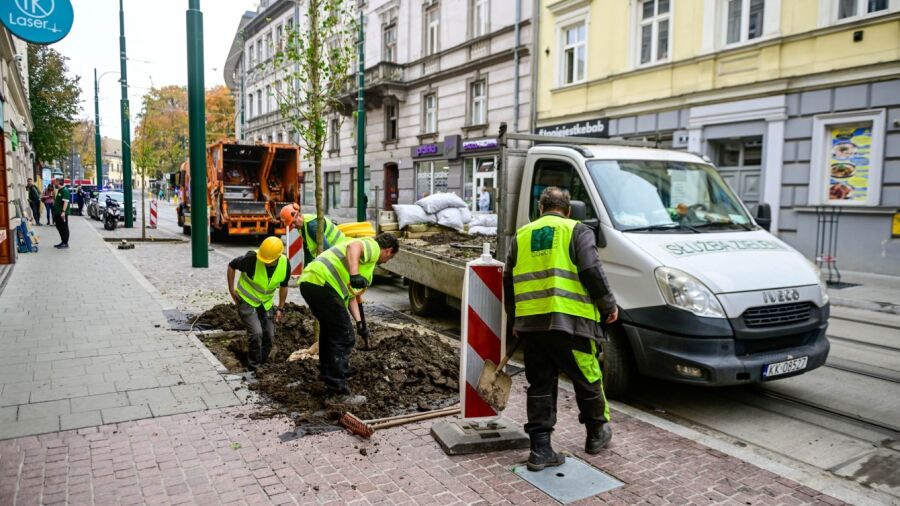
[381,124,830,397]
[177,141,302,241]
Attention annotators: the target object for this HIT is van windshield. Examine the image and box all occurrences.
[587,160,754,233]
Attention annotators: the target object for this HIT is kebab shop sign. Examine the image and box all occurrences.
[1,0,74,45]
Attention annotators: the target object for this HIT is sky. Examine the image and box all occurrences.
[51,0,257,140]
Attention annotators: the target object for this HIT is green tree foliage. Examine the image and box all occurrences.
[28,44,82,165]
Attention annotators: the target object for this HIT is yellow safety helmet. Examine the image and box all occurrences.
[257,236,284,264]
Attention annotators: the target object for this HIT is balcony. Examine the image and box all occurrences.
[339,61,406,113]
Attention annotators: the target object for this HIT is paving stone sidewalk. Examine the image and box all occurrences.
[0,217,241,440]
[0,378,848,505]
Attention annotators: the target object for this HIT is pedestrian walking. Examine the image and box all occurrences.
[76,186,86,216]
[478,187,492,212]
[227,237,290,373]
[279,203,347,264]
[41,184,55,225]
[298,233,399,405]
[26,178,41,226]
[52,177,71,248]
[503,186,618,471]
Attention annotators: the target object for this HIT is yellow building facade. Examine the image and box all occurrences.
[535,0,900,275]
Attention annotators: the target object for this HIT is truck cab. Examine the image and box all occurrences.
[507,142,830,393]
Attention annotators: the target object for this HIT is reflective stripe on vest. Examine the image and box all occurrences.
[237,255,288,310]
[304,237,380,304]
[302,214,346,256]
[512,214,600,322]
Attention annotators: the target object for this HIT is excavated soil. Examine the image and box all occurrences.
[403,231,498,261]
[195,303,459,427]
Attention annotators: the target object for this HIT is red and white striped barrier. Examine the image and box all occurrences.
[460,243,506,420]
[282,225,304,276]
[149,199,158,229]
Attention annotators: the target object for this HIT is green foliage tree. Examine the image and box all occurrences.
[28,44,82,166]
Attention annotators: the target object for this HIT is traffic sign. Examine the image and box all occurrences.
[1,0,74,45]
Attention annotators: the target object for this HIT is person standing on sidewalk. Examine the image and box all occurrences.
[298,233,399,405]
[26,178,41,226]
[279,203,347,265]
[41,184,55,225]
[52,178,71,249]
[227,236,289,373]
[503,187,618,472]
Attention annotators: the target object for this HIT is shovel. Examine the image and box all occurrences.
[475,339,521,412]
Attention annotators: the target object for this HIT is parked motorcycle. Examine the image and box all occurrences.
[102,196,120,231]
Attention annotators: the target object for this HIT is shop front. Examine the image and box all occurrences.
[411,136,459,200]
[460,137,499,212]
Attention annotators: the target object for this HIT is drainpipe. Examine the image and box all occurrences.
[513,0,521,137]
[529,0,539,138]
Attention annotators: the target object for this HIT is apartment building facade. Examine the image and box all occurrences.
[224,0,533,220]
[535,0,900,275]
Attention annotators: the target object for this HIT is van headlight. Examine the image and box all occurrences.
[807,259,829,305]
[655,267,726,318]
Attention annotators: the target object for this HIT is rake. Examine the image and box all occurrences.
[339,405,460,438]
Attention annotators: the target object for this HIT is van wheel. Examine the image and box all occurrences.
[409,281,441,316]
[601,324,634,399]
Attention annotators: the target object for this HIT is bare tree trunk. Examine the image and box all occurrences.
[141,172,146,240]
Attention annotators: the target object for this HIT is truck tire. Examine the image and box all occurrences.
[210,225,227,243]
[601,324,634,399]
[409,281,441,316]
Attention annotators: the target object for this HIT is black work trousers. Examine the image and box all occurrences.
[521,330,609,435]
[237,300,275,370]
[300,281,355,395]
[54,214,69,245]
[29,201,41,223]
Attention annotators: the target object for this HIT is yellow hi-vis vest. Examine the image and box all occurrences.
[299,237,380,305]
[512,214,600,323]
[236,255,289,310]
[302,214,346,259]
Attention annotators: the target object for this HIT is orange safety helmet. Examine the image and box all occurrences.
[279,203,301,227]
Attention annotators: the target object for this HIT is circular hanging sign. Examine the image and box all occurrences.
[0,0,74,45]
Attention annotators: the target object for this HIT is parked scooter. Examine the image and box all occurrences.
[103,196,120,231]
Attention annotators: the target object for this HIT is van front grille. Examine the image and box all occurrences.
[742,302,812,328]
[735,332,813,356]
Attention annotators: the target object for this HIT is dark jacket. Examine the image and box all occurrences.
[503,213,617,339]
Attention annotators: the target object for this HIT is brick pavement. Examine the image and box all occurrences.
[0,378,846,505]
[0,217,241,440]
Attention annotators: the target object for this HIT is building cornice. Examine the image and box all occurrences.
[405,46,532,89]
[404,20,532,68]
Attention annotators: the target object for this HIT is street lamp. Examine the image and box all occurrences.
[94,69,119,190]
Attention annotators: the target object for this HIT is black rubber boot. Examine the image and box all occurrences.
[584,423,612,454]
[527,432,566,471]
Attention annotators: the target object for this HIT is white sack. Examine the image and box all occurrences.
[416,192,467,214]
[468,225,497,236]
[393,204,435,230]
[435,207,465,232]
[470,213,497,227]
[459,206,472,224]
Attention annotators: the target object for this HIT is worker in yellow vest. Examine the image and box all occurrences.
[279,203,347,264]
[227,236,290,373]
[298,233,400,405]
[503,187,618,472]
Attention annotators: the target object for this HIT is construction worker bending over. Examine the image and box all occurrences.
[280,203,347,264]
[503,186,618,472]
[298,233,400,405]
[227,236,290,373]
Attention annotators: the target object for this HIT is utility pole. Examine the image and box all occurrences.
[187,0,209,267]
[119,0,134,228]
[355,8,366,222]
[94,69,102,188]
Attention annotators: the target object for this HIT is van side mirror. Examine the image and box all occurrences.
[582,219,608,248]
[570,200,587,221]
[754,203,772,231]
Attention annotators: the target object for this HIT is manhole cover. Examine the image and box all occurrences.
[513,456,624,504]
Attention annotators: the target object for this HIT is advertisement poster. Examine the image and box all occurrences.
[827,123,872,203]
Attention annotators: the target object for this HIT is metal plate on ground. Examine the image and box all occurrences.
[513,456,624,504]
[162,309,198,331]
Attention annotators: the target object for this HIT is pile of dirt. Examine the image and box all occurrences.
[403,231,498,261]
[195,303,459,425]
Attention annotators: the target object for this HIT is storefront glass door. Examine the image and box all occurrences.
[463,156,496,211]
[415,161,450,200]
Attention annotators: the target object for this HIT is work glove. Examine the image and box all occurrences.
[356,321,370,341]
[349,274,368,289]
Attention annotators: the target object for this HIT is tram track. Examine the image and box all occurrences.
[827,333,900,353]
[830,314,900,332]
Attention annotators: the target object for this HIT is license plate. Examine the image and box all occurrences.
[762,356,808,378]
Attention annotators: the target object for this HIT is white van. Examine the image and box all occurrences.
[383,127,830,396]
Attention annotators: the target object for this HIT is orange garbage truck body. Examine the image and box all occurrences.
[175,141,302,240]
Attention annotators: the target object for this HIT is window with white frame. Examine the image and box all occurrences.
[265,32,273,59]
[808,110,886,207]
[383,24,397,62]
[330,118,340,152]
[247,43,255,67]
[248,93,254,117]
[469,80,486,125]
[424,93,437,133]
[276,24,283,51]
[385,103,398,141]
[472,0,489,37]
[256,40,263,64]
[266,85,273,113]
[425,5,440,56]
[256,91,263,116]
[837,0,890,19]
[724,0,765,45]
[560,21,587,85]
[638,0,671,65]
